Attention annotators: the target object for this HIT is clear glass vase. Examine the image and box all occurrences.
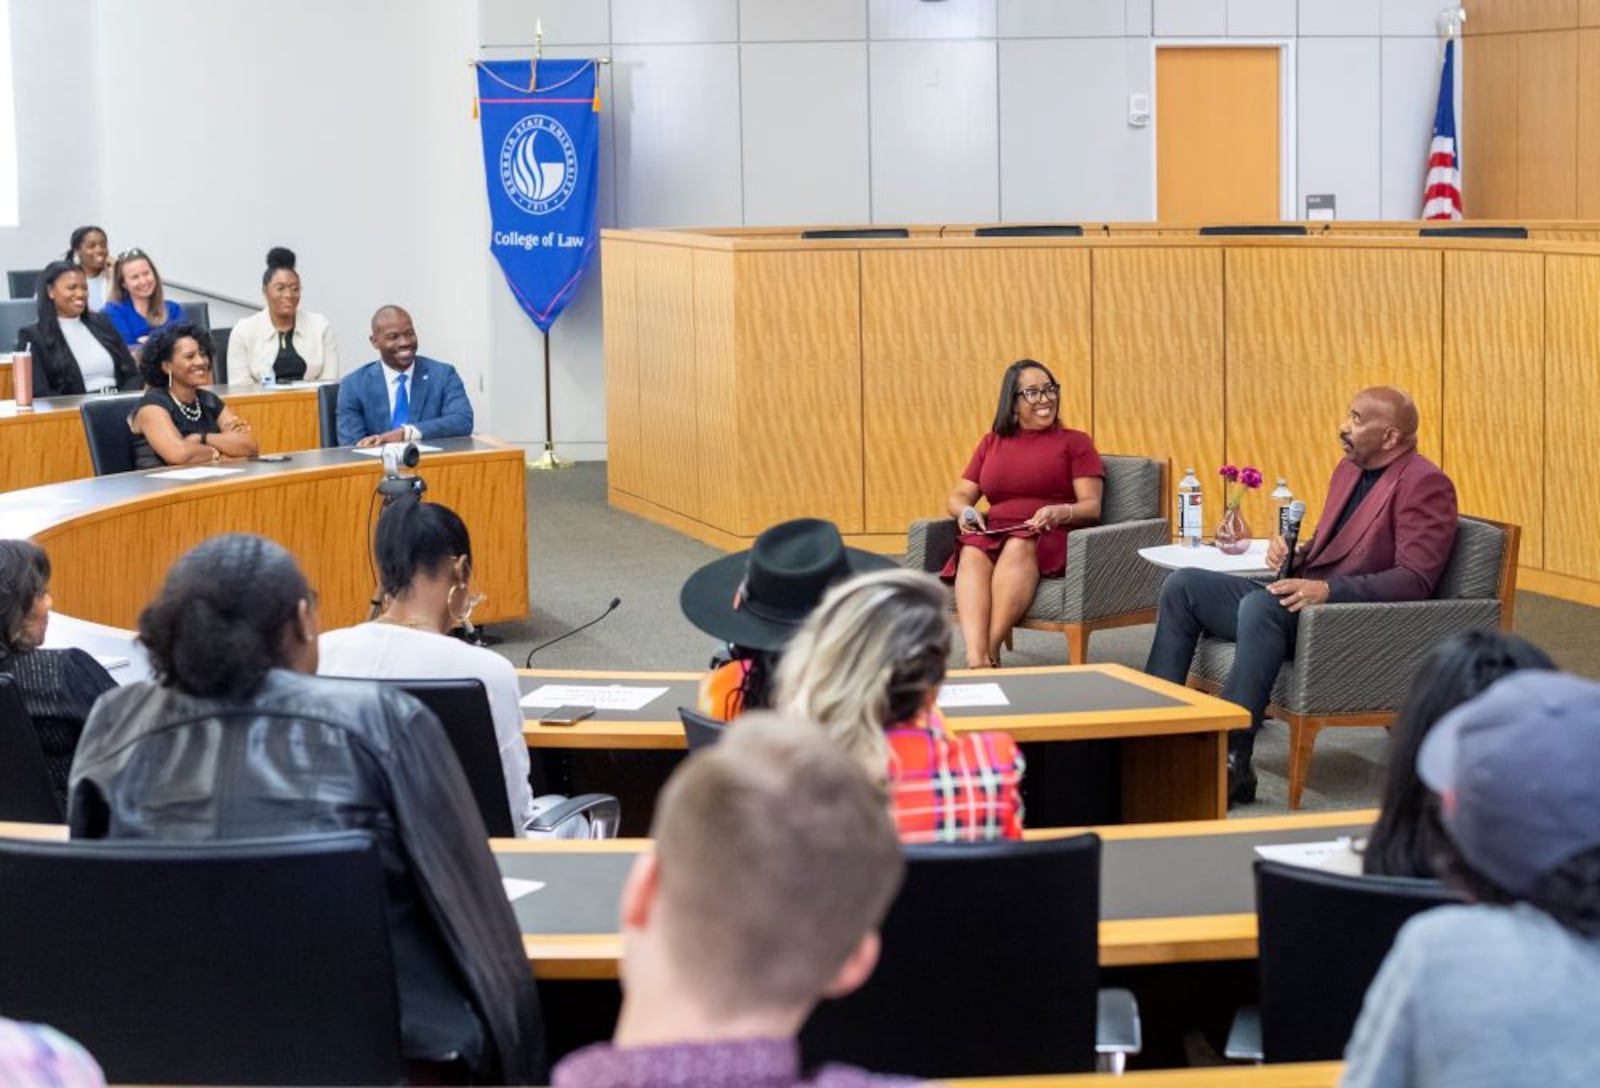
[1215,504,1252,555]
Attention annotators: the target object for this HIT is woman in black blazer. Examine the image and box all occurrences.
[15,260,141,397]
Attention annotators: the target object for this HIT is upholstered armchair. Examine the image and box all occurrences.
[906,455,1171,663]
[1187,515,1520,809]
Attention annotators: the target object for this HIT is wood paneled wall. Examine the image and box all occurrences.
[604,230,1600,606]
[1464,3,1600,218]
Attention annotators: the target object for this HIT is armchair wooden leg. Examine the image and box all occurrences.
[1287,717,1323,811]
[1064,624,1091,665]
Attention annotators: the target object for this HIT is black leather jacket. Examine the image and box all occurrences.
[68,669,544,1084]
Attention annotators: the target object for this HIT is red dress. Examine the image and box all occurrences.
[940,424,1105,579]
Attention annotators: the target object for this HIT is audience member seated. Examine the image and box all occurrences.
[66,225,113,312]
[551,714,912,1088]
[944,359,1104,667]
[102,248,180,350]
[227,246,341,384]
[129,322,257,469]
[14,261,140,396]
[679,518,891,721]
[777,569,1026,844]
[318,496,536,834]
[0,1017,104,1087]
[68,534,544,1083]
[336,305,473,447]
[1362,632,1553,878]
[1341,671,1600,1088]
[1146,386,1459,805]
[0,541,116,811]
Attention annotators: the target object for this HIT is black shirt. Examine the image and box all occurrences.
[1327,466,1388,541]
[131,388,226,469]
[1,647,117,810]
[272,327,307,382]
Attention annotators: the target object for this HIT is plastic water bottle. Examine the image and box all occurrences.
[1271,478,1294,537]
[1178,467,1203,547]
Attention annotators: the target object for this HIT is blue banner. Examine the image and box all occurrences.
[475,60,600,333]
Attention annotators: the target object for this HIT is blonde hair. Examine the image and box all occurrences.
[652,712,904,1015]
[109,249,168,325]
[774,568,951,774]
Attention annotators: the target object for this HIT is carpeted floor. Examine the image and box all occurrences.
[486,462,1600,817]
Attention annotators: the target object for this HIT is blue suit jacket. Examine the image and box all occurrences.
[336,356,474,446]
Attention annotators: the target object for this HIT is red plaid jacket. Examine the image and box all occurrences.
[884,711,1025,844]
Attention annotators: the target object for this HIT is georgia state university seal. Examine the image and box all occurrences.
[499,114,579,215]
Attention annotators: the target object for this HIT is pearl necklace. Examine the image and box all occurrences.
[170,390,203,423]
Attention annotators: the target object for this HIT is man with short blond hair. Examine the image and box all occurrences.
[552,714,913,1087]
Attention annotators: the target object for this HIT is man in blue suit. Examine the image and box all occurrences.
[337,305,475,447]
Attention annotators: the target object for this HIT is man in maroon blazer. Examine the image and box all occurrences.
[1145,387,1459,805]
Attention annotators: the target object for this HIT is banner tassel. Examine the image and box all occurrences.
[592,79,602,113]
[472,95,478,120]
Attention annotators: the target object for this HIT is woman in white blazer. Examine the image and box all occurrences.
[227,247,341,383]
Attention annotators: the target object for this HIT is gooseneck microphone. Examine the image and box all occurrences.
[524,598,622,667]
[1278,500,1307,580]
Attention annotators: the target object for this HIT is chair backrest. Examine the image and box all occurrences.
[1099,454,1165,524]
[78,394,143,475]
[0,674,65,823]
[0,832,404,1085]
[0,299,33,351]
[1255,859,1458,1062]
[210,327,232,384]
[676,706,727,750]
[799,228,910,240]
[974,224,1084,237]
[384,677,516,837]
[1419,225,1528,239]
[1198,225,1309,236]
[801,833,1102,1078]
[1433,515,1518,612]
[7,269,40,301]
[177,300,210,334]
[318,381,341,446]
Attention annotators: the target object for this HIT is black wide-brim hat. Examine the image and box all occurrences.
[680,518,896,652]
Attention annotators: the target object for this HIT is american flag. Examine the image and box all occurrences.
[1422,38,1462,220]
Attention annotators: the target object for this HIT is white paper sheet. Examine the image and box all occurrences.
[93,655,130,671]
[520,684,670,712]
[349,444,443,457]
[148,466,247,481]
[502,878,546,901]
[936,682,1011,709]
[1255,838,1365,876]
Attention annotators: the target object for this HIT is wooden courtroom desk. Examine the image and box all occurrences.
[496,809,1376,980]
[950,1063,1342,1087]
[0,437,529,629]
[603,224,1600,608]
[0,358,10,400]
[0,382,323,493]
[517,663,1248,821]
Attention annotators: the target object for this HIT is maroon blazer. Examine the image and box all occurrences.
[1298,450,1459,604]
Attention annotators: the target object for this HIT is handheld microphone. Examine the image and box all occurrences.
[524,598,622,667]
[1278,500,1307,579]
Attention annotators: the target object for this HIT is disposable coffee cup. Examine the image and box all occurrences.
[11,350,33,409]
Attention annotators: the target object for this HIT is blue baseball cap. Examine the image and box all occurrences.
[1418,670,1600,896]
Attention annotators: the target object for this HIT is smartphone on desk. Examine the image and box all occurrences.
[539,705,596,726]
[254,454,293,463]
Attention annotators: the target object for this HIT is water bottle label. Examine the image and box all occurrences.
[1180,493,1203,542]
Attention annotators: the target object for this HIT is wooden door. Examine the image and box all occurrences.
[1156,47,1282,221]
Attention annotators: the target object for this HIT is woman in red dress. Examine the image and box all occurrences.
[942,359,1105,667]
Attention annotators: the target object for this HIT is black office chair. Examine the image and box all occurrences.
[799,228,910,240]
[6,269,40,301]
[1225,859,1460,1064]
[677,706,726,750]
[318,381,341,446]
[210,326,232,385]
[0,299,33,351]
[78,394,143,475]
[974,224,1085,237]
[0,675,65,823]
[1418,225,1528,239]
[801,833,1137,1077]
[177,300,211,334]
[0,832,405,1085]
[383,678,620,838]
[1198,225,1309,236]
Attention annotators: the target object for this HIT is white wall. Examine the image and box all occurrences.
[4,1,1458,461]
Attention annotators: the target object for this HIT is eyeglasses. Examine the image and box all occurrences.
[1015,383,1061,404]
